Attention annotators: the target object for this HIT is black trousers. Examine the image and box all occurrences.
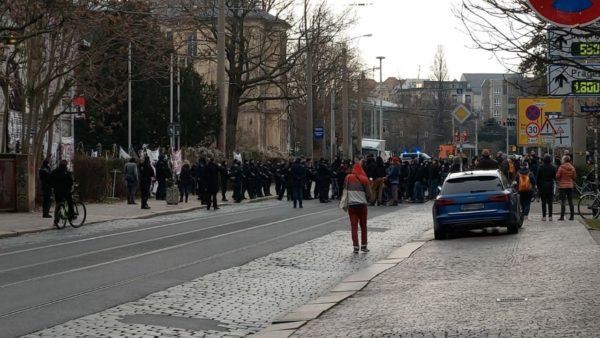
[42,187,51,215]
[141,183,151,207]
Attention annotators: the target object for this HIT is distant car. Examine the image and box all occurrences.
[400,152,431,163]
[432,170,522,240]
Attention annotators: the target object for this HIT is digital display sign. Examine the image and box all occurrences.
[572,80,600,95]
[571,42,600,57]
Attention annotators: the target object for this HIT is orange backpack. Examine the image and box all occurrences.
[518,173,531,192]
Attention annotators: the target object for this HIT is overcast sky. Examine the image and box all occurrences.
[329,0,509,81]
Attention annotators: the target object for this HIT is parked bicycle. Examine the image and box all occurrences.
[54,183,87,229]
[577,191,600,219]
[574,171,598,197]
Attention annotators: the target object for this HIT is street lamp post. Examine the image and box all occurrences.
[338,34,371,159]
[217,0,227,153]
[305,0,313,159]
[376,56,385,139]
[128,41,132,154]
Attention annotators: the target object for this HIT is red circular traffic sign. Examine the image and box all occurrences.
[526,123,540,137]
[525,105,541,121]
[527,0,600,27]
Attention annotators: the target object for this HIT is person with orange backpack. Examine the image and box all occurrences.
[515,162,536,220]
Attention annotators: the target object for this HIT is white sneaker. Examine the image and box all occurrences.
[549,217,553,221]
[542,216,547,221]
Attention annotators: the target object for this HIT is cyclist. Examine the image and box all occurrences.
[50,159,75,226]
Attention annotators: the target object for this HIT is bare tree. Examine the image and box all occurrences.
[172,0,355,154]
[0,0,171,164]
[429,45,452,147]
[455,0,600,79]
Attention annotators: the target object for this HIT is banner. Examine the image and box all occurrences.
[119,147,131,160]
[171,149,182,175]
[146,149,159,164]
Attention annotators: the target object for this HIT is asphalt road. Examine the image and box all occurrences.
[0,199,400,337]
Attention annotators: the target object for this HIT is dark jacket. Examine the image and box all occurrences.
[291,162,307,187]
[178,164,193,187]
[476,156,499,170]
[50,165,73,195]
[536,163,557,193]
[139,158,155,186]
[39,164,51,191]
[204,161,220,193]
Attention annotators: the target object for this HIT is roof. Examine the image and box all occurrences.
[365,97,399,108]
[152,1,289,27]
[460,73,520,95]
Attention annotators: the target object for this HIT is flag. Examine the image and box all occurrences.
[119,147,131,160]
[233,152,242,162]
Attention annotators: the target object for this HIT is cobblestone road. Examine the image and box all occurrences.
[22,201,431,337]
[291,211,600,337]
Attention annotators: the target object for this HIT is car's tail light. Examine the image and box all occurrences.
[488,194,509,202]
[434,198,455,206]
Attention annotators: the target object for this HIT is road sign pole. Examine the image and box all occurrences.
[459,125,463,172]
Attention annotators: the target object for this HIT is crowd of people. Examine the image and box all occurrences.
[39,149,582,253]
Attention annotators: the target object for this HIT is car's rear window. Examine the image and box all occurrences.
[441,176,504,195]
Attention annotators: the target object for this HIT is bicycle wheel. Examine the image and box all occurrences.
[69,202,87,228]
[577,194,600,219]
[53,203,67,229]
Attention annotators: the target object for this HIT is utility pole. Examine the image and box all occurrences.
[357,72,364,157]
[377,56,385,139]
[305,0,313,159]
[330,88,335,163]
[217,0,227,153]
[177,55,181,149]
[128,41,132,154]
[342,47,349,158]
[169,53,174,152]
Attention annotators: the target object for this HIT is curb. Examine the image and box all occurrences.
[0,195,276,240]
[249,229,433,338]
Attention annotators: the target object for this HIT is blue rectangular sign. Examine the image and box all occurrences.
[313,127,324,139]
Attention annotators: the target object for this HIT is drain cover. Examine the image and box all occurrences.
[496,297,528,302]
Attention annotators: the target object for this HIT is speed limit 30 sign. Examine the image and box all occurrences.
[526,122,540,137]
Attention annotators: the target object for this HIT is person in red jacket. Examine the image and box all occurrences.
[344,161,372,253]
[556,155,577,220]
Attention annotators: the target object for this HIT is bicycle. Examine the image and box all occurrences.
[574,171,598,197]
[54,183,87,229]
[577,190,600,219]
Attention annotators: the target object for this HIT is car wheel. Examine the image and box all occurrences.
[507,219,519,234]
[434,222,447,240]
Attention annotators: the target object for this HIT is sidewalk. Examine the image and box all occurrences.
[253,202,600,337]
[0,193,273,239]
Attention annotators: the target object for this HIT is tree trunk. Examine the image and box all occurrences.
[225,84,242,156]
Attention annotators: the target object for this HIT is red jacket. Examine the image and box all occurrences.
[344,163,371,206]
[556,162,576,189]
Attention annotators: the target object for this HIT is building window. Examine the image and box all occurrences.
[452,95,457,103]
[493,97,501,107]
[494,87,502,95]
[493,109,501,118]
[424,131,429,138]
[465,95,471,104]
[399,130,404,137]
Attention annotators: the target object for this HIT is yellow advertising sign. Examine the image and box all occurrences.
[517,97,563,146]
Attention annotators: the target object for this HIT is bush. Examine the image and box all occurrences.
[73,156,126,202]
